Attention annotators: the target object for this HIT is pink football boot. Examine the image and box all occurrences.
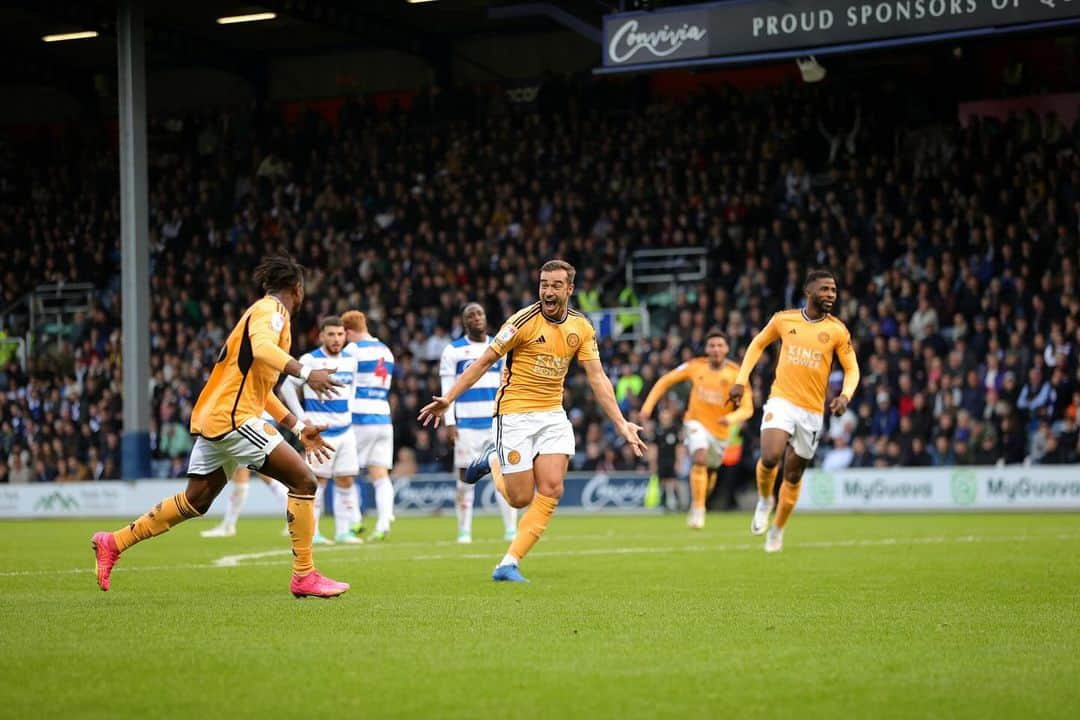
[91,531,121,591]
[290,570,350,599]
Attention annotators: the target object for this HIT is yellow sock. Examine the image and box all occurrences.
[690,464,708,510]
[113,492,200,552]
[707,468,718,494]
[287,493,316,576]
[774,481,802,530]
[507,492,558,562]
[756,460,779,500]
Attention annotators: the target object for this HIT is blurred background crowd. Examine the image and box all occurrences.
[1,74,1078,489]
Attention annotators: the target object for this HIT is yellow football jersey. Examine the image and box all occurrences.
[737,309,858,413]
[641,358,752,440]
[489,302,599,414]
[190,296,293,439]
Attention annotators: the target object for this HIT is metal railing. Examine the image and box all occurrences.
[585,306,650,342]
[626,247,708,286]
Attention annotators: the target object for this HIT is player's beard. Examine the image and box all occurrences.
[812,296,833,315]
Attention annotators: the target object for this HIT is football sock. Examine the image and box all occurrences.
[267,479,289,507]
[507,492,558,562]
[113,492,200,552]
[313,482,325,533]
[496,489,517,533]
[374,477,394,533]
[456,480,475,534]
[287,493,316,576]
[690,464,708,510]
[346,483,362,526]
[222,481,249,531]
[707,467,718,494]
[774,481,802,530]
[756,460,779,500]
[334,483,356,539]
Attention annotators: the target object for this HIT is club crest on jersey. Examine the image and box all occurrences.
[271,313,285,332]
[818,332,831,344]
[496,325,517,344]
[507,450,522,465]
[264,423,278,436]
[566,333,581,349]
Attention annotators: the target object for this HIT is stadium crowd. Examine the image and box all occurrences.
[1,77,1079,486]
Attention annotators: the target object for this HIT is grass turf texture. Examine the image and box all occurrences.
[1,513,1077,719]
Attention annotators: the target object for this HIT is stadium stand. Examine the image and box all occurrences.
[1,78,1078,485]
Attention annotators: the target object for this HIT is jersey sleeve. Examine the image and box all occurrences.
[248,301,293,373]
[438,346,457,425]
[640,363,691,416]
[438,345,456,380]
[836,326,860,400]
[576,320,600,362]
[490,320,526,357]
[734,313,783,386]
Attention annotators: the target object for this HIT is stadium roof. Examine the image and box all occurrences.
[0,0,609,86]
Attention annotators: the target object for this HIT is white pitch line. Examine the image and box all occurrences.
[3,533,1075,579]
[210,530,753,567]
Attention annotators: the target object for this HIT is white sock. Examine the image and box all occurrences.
[334,483,355,538]
[456,480,475,534]
[374,477,394,533]
[223,482,249,531]
[267,479,289,507]
[495,489,517,533]
[314,482,326,534]
[346,483,362,527]
[498,552,518,568]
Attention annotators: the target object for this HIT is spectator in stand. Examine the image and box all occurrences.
[0,78,1077,482]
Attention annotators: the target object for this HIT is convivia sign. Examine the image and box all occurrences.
[602,0,1080,68]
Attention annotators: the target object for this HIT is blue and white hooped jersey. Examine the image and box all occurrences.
[349,337,394,426]
[439,335,504,431]
[295,346,356,438]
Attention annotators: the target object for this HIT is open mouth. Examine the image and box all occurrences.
[542,298,558,312]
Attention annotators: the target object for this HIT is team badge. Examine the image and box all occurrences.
[818,332,830,344]
[271,313,285,332]
[264,423,279,436]
[764,413,774,422]
[566,333,581,349]
[507,450,522,465]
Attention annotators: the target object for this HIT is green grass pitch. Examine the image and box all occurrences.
[1,513,1077,719]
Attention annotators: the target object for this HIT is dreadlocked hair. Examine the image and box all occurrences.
[253,255,305,293]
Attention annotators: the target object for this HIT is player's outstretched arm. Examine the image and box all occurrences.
[830,331,861,416]
[265,393,334,463]
[278,375,306,420]
[419,346,500,428]
[581,358,648,457]
[640,364,690,418]
[729,318,781,408]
